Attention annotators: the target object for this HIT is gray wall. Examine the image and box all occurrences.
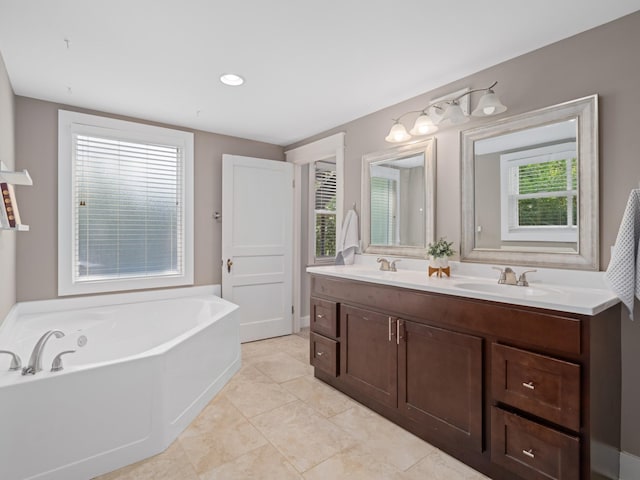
[0,52,15,320]
[289,11,640,456]
[14,97,284,301]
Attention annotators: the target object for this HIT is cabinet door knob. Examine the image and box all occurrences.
[522,381,535,390]
[522,449,535,459]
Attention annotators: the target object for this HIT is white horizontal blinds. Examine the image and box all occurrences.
[314,161,336,259]
[370,176,397,245]
[74,134,183,281]
[510,154,577,228]
[370,165,400,245]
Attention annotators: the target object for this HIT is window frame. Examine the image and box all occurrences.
[58,110,194,296]
[500,142,577,242]
[309,159,337,265]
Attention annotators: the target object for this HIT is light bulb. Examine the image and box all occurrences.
[385,122,411,143]
[220,73,245,86]
[483,106,496,115]
[410,113,438,136]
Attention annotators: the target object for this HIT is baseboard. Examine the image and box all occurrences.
[300,315,310,328]
[620,451,640,479]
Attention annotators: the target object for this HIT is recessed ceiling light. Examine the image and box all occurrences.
[220,73,245,86]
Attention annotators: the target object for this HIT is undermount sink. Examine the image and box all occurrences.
[454,282,556,297]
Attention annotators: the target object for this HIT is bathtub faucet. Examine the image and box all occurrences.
[22,330,65,375]
[0,350,22,371]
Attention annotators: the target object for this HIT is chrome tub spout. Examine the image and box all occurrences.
[22,330,65,375]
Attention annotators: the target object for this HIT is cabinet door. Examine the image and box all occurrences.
[398,320,483,452]
[340,304,397,408]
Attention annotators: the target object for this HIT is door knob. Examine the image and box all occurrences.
[227,259,233,273]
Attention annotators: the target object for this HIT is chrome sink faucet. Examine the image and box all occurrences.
[492,267,537,286]
[377,258,400,272]
[22,330,65,375]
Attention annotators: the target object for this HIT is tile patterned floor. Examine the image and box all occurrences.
[96,330,489,479]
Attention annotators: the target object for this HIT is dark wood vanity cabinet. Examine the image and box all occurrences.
[340,304,398,408]
[398,320,483,452]
[309,274,621,480]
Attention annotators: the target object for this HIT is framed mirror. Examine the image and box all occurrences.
[361,138,436,257]
[460,95,598,270]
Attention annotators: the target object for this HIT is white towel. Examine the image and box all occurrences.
[605,189,640,319]
[336,209,359,265]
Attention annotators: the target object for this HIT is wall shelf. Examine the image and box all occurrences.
[0,161,32,231]
[0,168,32,186]
[0,224,29,231]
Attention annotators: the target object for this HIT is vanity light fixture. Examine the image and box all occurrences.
[385,81,506,143]
[220,73,245,86]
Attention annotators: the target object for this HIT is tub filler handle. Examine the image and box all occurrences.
[22,330,65,375]
[0,350,22,371]
[51,350,76,372]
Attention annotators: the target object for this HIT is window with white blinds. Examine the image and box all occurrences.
[500,142,578,242]
[58,111,194,295]
[370,165,399,245]
[312,161,337,262]
[75,135,183,280]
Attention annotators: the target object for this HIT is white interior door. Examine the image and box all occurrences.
[222,154,294,343]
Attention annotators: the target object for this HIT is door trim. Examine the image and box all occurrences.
[285,132,345,332]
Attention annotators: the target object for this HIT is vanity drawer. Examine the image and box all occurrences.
[311,297,338,338]
[491,407,579,480]
[310,332,338,376]
[492,343,580,431]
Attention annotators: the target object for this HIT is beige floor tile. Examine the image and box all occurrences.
[241,337,286,362]
[223,365,298,418]
[201,444,303,480]
[93,441,198,480]
[330,404,436,471]
[296,328,310,339]
[266,334,311,364]
[251,400,357,473]
[281,375,357,417]
[178,395,268,475]
[303,446,400,480]
[396,450,490,480]
[252,351,313,383]
[242,333,309,364]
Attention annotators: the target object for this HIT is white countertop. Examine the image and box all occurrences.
[306,257,620,316]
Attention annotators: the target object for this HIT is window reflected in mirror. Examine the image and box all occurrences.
[474,119,578,251]
[361,138,435,258]
[460,95,598,270]
[370,153,425,247]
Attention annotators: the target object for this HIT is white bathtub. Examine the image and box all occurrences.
[0,285,240,480]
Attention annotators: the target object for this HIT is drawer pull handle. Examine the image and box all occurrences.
[522,449,535,459]
[317,351,324,357]
[522,381,535,390]
[317,314,324,319]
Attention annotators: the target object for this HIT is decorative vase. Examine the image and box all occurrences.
[428,256,451,278]
[429,256,449,269]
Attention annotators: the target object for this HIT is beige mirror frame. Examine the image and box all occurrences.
[361,138,436,258]
[460,95,599,270]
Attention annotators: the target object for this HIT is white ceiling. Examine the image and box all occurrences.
[0,1,638,146]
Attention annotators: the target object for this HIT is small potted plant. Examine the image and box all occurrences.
[427,237,455,271]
